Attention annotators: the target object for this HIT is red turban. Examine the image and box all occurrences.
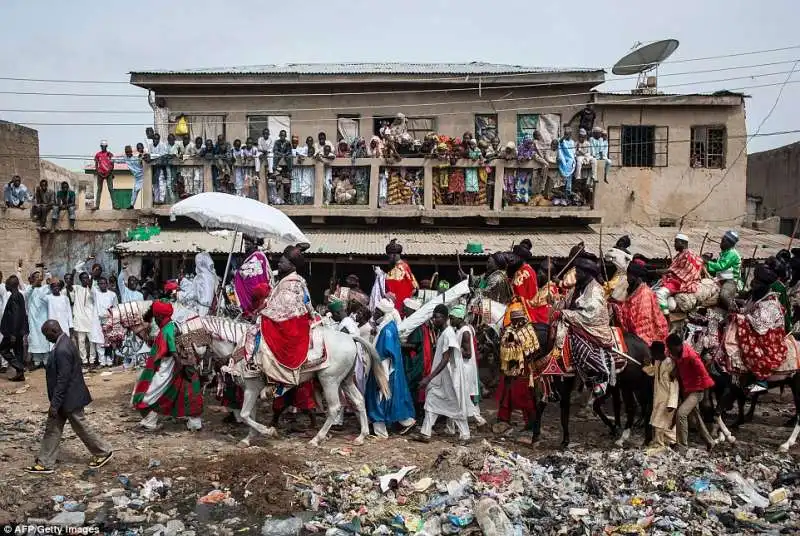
[152,301,174,321]
[250,283,269,311]
[164,280,179,293]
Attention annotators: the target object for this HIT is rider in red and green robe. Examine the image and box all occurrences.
[131,300,203,431]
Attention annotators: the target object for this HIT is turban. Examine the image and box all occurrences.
[433,304,449,317]
[512,244,532,261]
[283,245,305,271]
[724,230,739,244]
[450,304,467,319]
[328,298,345,313]
[152,300,173,320]
[251,283,269,308]
[491,252,509,269]
[386,239,403,255]
[164,280,179,293]
[626,259,648,279]
[675,233,689,243]
[505,142,516,150]
[403,298,422,311]
[754,265,778,285]
[591,126,602,133]
[520,238,533,251]
[578,128,587,136]
[508,302,527,320]
[615,235,631,250]
[376,298,395,315]
[437,280,450,292]
[574,256,600,276]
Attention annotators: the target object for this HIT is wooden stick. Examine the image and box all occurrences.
[699,232,710,257]
[744,246,759,283]
[787,217,800,251]
[555,242,585,280]
[661,239,673,261]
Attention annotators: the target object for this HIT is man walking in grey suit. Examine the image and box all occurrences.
[26,320,113,474]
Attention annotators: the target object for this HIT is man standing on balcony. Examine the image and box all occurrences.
[93,141,114,210]
[257,128,274,177]
[574,128,597,185]
[385,239,419,317]
[557,129,576,197]
[117,145,145,209]
[590,127,612,183]
[148,91,170,140]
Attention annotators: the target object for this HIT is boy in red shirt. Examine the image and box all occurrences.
[666,333,716,451]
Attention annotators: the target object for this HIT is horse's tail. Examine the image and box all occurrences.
[352,335,391,400]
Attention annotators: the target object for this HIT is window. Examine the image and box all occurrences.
[337,115,360,143]
[691,126,726,169]
[475,114,498,142]
[780,218,798,237]
[607,125,668,167]
[247,115,290,142]
[517,114,538,145]
[406,117,436,140]
[186,115,225,142]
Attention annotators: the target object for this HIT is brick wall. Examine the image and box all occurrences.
[0,121,40,193]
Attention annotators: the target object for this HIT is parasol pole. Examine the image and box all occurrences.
[217,228,239,316]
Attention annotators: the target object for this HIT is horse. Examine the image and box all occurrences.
[468,297,653,448]
[102,301,389,448]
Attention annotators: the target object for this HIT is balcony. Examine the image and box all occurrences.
[130,157,602,223]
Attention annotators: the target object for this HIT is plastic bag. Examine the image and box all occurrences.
[175,115,189,136]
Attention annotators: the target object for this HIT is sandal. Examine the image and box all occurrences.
[25,462,54,474]
[88,452,113,468]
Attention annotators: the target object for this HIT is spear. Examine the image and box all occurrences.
[699,232,710,257]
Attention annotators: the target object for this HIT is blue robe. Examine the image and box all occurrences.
[26,286,50,354]
[558,138,576,178]
[366,320,416,425]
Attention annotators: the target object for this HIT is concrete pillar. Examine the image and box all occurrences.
[493,161,504,212]
[258,161,267,203]
[314,162,325,206]
[203,162,213,194]
[142,164,153,209]
[369,161,380,210]
[423,161,434,210]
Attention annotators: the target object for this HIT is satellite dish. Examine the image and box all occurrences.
[612,39,679,94]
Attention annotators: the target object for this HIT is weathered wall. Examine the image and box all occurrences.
[0,217,42,278]
[162,83,594,145]
[40,232,123,278]
[0,121,39,193]
[746,141,800,221]
[594,103,747,226]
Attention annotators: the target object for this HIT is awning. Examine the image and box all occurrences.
[112,226,791,261]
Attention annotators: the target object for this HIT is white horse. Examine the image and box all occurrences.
[102,301,389,448]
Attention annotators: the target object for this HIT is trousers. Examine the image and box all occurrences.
[676,391,714,447]
[74,331,96,365]
[37,408,111,468]
[0,335,25,372]
[421,410,469,440]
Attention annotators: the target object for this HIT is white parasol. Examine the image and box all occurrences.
[397,279,471,342]
[169,193,309,313]
[169,192,308,244]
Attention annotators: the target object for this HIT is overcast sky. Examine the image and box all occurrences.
[1,0,797,170]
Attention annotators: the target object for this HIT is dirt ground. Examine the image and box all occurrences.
[0,367,798,531]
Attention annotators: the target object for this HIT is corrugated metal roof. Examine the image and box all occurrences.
[131,62,602,76]
[112,226,790,261]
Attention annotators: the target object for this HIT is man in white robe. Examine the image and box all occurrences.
[26,270,51,368]
[90,277,118,367]
[70,271,95,367]
[178,252,218,317]
[46,281,73,336]
[418,304,472,442]
[451,305,487,428]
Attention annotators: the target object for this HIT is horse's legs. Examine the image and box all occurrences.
[310,376,343,447]
[615,388,637,447]
[612,387,622,430]
[745,392,760,423]
[592,390,617,436]
[711,386,737,444]
[779,373,800,452]
[341,378,369,446]
[560,377,575,448]
[238,378,275,447]
[639,386,654,446]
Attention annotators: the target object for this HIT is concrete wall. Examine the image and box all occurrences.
[0,121,39,193]
[594,103,747,226]
[161,83,594,145]
[747,141,800,224]
[40,231,123,278]
[0,216,42,278]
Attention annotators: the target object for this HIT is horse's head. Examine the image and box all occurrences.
[102,300,154,346]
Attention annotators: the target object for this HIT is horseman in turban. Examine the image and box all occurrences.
[131,301,203,431]
[728,264,788,393]
[259,245,315,370]
[613,259,667,346]
[385,239,419,318]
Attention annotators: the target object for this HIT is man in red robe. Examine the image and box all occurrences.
[615,260,668,346]
[260,245,313,370]
[503,244,539,325]
[385,239,419,317]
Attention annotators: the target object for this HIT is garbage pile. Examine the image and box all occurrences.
[273,442,800,535]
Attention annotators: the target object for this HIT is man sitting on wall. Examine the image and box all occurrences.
[51,182,77,232]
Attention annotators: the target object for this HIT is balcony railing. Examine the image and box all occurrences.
[135,157,599,219]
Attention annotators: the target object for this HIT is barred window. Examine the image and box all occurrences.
[475,114,498,142]
[607,125,668,167]
[691,126,726,169]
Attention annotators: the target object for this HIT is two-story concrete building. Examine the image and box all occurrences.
[3,62,758,298]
